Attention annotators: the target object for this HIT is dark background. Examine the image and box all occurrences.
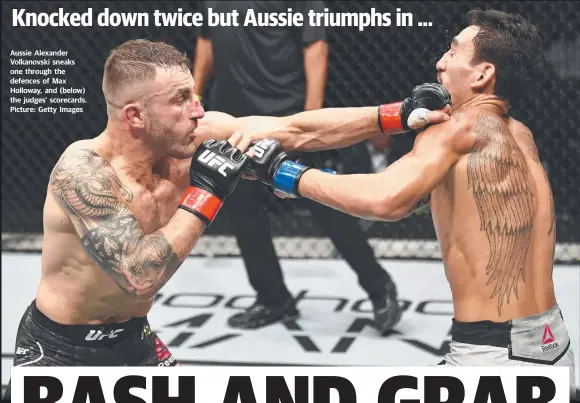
[2,1,579,261]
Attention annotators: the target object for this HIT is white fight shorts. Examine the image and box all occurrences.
[439,304,576,391]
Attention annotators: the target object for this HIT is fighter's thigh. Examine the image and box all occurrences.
[555,348,576,390]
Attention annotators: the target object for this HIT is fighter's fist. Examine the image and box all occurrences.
[401,83,452,130]
[179,133,251,225]
[245,138,289,183]
[379,83,451,134]
[247,138,312,198]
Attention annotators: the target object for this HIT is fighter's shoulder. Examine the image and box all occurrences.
[418,109,476,153]
[56,140,99,163]
[508,117,533,137]
[50,141,113,184]
[443,108,501,153]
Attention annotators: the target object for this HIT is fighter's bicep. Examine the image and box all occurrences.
[49,149,143,253]
[400,131,459,189]
[378,123,466,212]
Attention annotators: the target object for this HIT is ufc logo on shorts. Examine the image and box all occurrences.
[199,150,235,177]
[85,329,124,341]
[252,139,277,158]
[16,347,29,355]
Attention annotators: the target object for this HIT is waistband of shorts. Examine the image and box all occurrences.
[451,305,562,348]
[29,300,148,346]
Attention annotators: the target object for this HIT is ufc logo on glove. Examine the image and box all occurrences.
[252,139,277,158]
[198,150,235,177]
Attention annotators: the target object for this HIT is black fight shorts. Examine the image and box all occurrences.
[3,300,177,401]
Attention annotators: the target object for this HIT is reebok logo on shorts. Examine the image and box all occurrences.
[541,324,559,352]
[155,337,175,366]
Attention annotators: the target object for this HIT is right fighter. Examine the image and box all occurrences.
[241,9,577,388]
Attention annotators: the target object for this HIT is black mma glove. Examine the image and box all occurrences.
[247,139,336,198]
[378,83,451,133]
[179,139,250,225]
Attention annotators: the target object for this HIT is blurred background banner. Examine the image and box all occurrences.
[2,1,579,262]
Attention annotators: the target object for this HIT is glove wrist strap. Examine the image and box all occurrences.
[178,186,223,226]
[378,101,405,134]
[273,160,308,196]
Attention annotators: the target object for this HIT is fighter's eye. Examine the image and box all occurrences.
[172,92,190,104]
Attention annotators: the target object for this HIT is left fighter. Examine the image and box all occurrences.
[6,37,448,399]
[4,39,254,399]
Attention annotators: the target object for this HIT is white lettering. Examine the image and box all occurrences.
[16,347,29,355]
[198,149,214,163]
[207,155,225,168]
[218,162,235,177]
[85,329,124,341]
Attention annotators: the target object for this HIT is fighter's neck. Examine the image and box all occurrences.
[451,94,509,117]
[98,128,169,182]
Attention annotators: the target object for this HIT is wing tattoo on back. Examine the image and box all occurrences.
[467,111,535,316]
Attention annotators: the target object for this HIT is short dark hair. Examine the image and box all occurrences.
[466,9,544,102]
[103,39,191,102]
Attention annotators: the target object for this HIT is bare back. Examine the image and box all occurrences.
[431,109,557,322]
[38,137,190,325]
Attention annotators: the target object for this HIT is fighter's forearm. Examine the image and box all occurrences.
[296,169,407,221]
[82,208,205,301]
[278,106,398,151]
[199,104,407,153]
[127,210,205,297]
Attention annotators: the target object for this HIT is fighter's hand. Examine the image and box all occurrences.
[245,138,313,198]
[421,104,452,128]
[403,83,452,130]
[178,131,251,225]
[379,83,451,134]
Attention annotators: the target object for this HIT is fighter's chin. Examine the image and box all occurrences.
[167,145,197,160]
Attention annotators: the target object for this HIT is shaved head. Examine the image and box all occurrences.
[102,39,191,111]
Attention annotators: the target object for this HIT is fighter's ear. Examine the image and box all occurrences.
[471,62,496,92]
[124,103,145,130]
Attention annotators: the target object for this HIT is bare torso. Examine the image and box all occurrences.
[37,137,191,325]
[430,107,557,322]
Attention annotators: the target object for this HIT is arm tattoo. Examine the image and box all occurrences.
[409,194,431,216]
[50,149,183,297]
[467,112,535,316]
